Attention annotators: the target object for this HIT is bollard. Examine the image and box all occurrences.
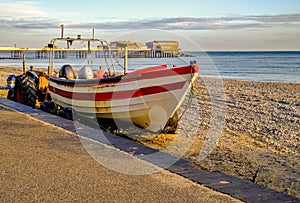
[22,54,26,74]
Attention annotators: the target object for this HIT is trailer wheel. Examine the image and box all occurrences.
[7,89,14,100]
[14,75,37,108]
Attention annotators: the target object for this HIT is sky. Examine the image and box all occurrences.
[0,0,299,51]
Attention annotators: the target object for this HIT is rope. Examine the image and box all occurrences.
[105,43,116,74]
[100,41,111,75]
[177,84,196,123]
[177,65,197,122]
[112,50,125,70]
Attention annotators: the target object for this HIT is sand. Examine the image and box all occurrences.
[0,65,299,199]
[192,77,300,198]
[141,76,300,198]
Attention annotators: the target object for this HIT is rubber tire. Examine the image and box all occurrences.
[14,75,37,108]
[7,89,14,100]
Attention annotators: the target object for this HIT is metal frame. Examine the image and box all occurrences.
[48,37,120,76]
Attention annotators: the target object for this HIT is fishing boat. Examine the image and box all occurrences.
[47,34,198,132]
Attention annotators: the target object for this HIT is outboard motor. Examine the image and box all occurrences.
[7,74,16,90]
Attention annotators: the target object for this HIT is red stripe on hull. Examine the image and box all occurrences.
[121,65,197,83]
[49,81,186,101]
[49,64,198,87]
[126,64,167,75]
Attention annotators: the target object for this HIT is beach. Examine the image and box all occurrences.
[199,77,299,196]
[0,66,299,199]
[142,76,300,198]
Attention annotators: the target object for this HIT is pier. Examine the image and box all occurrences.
[0,40,183,59]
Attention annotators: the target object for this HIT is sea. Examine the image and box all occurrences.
[0,51,299,84]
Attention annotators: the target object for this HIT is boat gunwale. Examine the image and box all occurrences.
[49,64,198,87]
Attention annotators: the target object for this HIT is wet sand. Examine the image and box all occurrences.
[1,65,299,199]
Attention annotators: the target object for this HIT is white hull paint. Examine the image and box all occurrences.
[49,64,198,131]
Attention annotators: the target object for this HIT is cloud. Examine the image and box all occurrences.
[0,4,300,31]
[1,17,60,29]
[0,1,48,17]
[1,1,299,31]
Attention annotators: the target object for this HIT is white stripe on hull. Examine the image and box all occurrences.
[50,69,197,131]
[51,86,187,115]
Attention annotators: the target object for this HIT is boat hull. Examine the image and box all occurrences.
[49,64,198,132]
